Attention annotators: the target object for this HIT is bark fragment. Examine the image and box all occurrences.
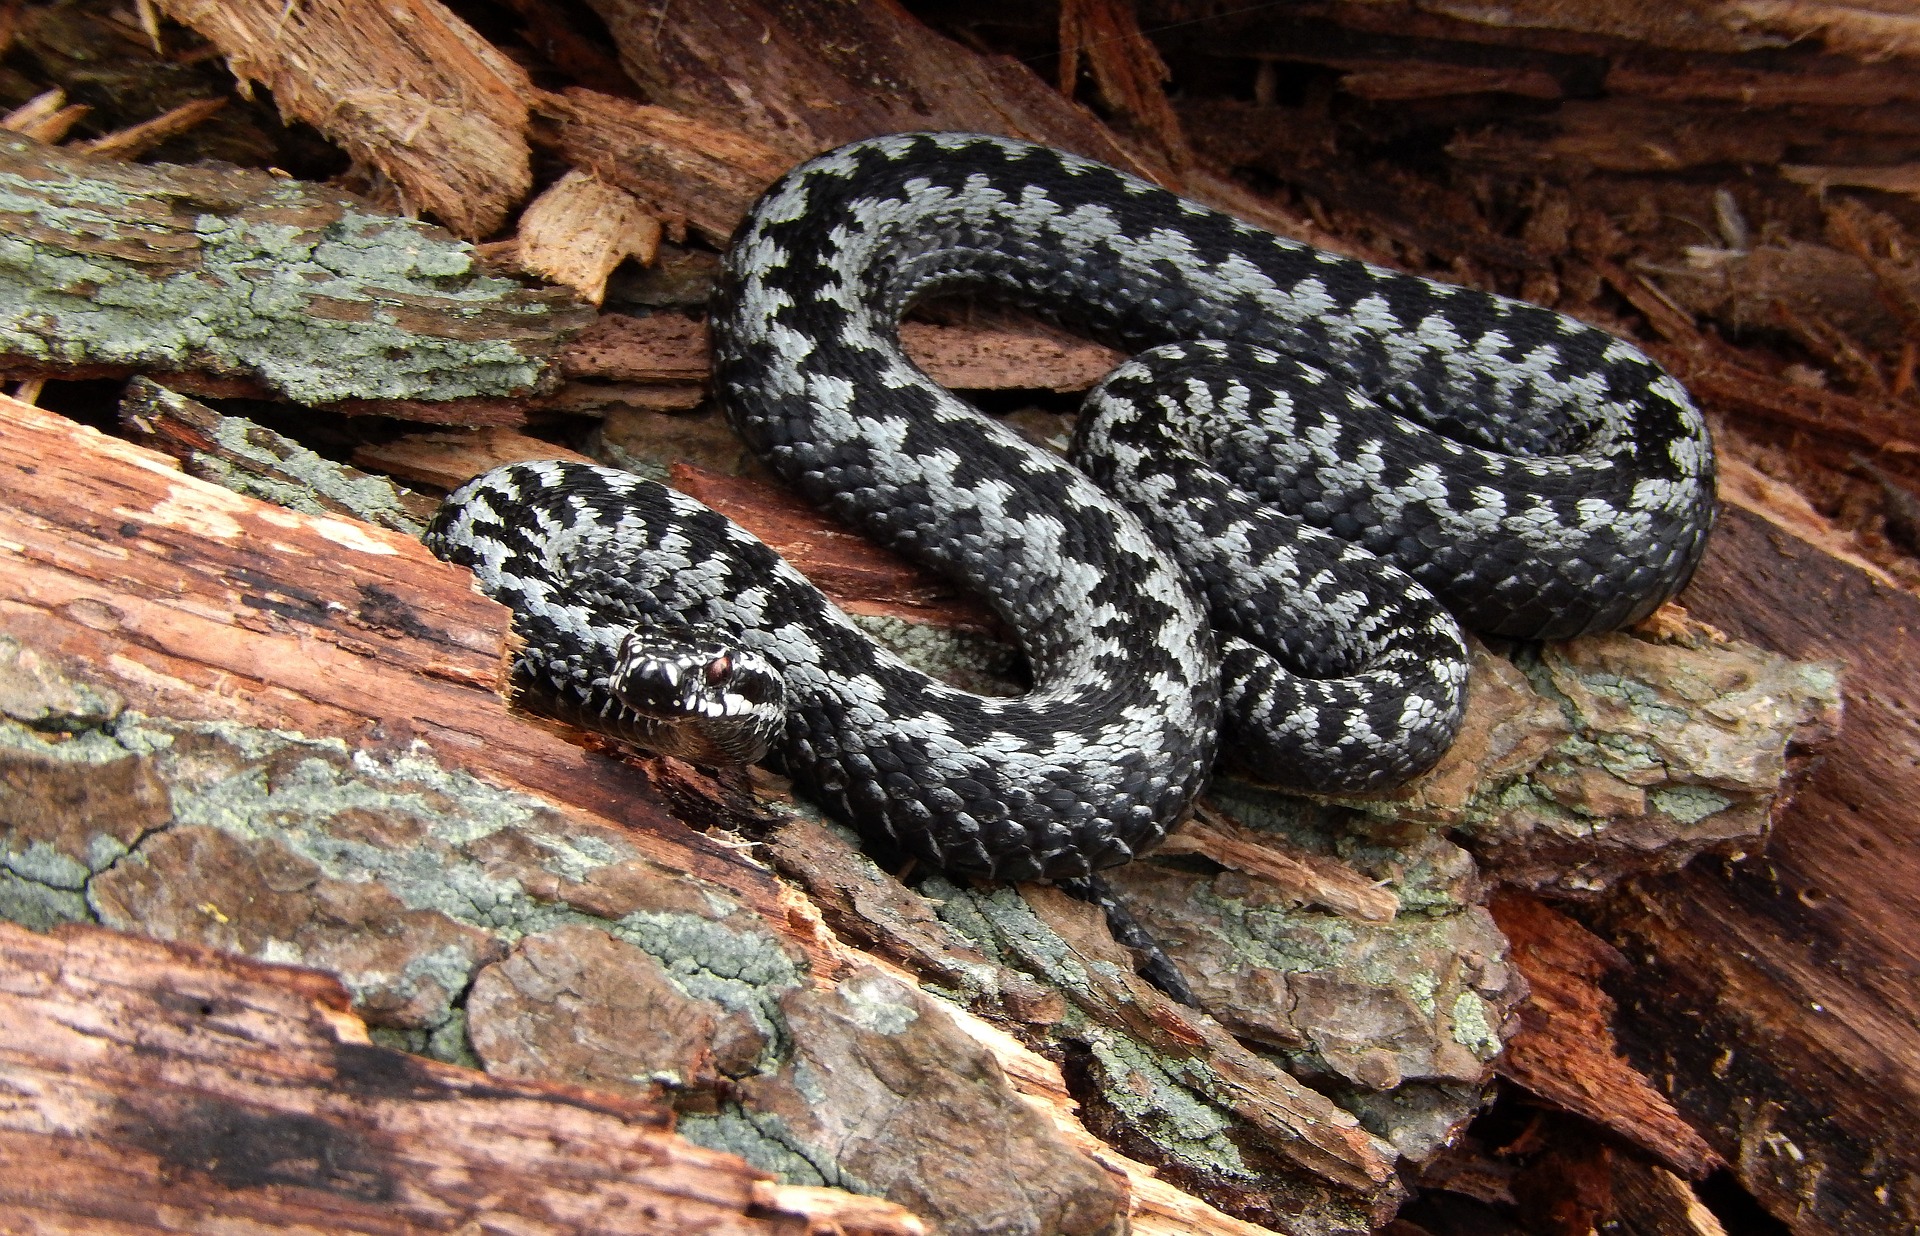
[0,134,592,407]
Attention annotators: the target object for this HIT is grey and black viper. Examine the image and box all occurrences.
[427,132,1715,890]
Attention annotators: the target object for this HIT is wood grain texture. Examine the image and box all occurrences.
[0,393,790,927]
[154,0,533,237]
[0,919,929,1235]
[1600,503,1920,1233]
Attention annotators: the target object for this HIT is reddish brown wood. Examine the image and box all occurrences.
[1594,504,1920,1233]
[1490,892,1720,1178]
[0,394,798,935]
[0,920,928,1235]
[560,311,1122,395]
[581,0,1163,178]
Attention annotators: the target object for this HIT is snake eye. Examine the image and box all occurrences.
[705,655,732,684]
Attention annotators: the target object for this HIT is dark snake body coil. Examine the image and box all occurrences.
[428,133,1715,884]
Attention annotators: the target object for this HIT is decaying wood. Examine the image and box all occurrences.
[1157,807,1401,925]
[0,391,1383,1235]
[1058,0,1190,172]
[22,366,1833,1230]
[2,87,90,143]
[579,0,1160,176]
[71,95,226,159]
[534,87,792,247]
[0,133,592,412]
[351,425,596,492]
[1488,892,1720,1178]
[154,0,533,238]
[0,919,926,1235]
[559,309,1123,396]
[1596,503,1920,1235]
[514,168,662,305]
[7,0,1914,1227]
[0,394,765,911]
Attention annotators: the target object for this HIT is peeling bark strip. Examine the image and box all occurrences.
[0,134,592,406]
[154,0,533,238]
[0,920,928,1235]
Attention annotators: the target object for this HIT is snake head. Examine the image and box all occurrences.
[610,627,787,766]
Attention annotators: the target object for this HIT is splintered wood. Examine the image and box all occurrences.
[155,0,532,237]
[0,920,925,1235]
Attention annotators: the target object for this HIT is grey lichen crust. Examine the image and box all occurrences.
[121,379,432,535]
[0,133,590,403]
[0,636,1126,1236]
[1322,625,1844,896]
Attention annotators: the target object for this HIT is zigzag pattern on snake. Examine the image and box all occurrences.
[426,132,1715,886]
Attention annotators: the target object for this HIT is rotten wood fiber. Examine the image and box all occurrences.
[1489,891,1720,1178]
[155,0,534,239]
[1599,503,1920,1236]
[0,919,925,1235]
[578,0,1163,176]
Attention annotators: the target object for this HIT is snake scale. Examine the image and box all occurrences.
[427,132,1716,893]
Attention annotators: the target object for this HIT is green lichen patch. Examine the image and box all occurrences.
[0,134,590,403]
[121,379,431,535]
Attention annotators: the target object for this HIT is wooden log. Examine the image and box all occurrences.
[0,392,769,908]
[1594,501,1920,1234]
[119,378,441,535]
[558,309,1123,395]
[0,919,926,1235]
[533,88,793,247]
[0,391,1366,1235]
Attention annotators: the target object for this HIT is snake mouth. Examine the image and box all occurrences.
[609,628,788,765]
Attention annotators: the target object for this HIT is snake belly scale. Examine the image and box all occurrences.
[427,132,1715,885]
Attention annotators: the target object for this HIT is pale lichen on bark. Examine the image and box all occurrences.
[0,134,590,404]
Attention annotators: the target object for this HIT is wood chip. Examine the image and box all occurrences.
[72,96,227,159]
[517,168,662,305]
[0,87,89,143]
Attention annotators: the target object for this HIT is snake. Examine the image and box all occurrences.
[426,133,1715,900]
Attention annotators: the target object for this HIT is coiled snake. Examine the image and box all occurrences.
[428,133,1714,904]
